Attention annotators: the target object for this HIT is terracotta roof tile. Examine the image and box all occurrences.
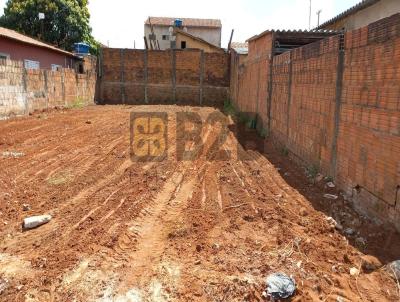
[146,17,221,28]
[0,27,77,57]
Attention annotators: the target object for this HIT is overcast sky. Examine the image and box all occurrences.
[0,0,360,48]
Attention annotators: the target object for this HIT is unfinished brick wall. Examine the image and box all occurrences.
[0,59,96,119]
[231,14,400,230]
[98,48,230,106]
[286,36,340,173]
[231,34,273,129]
[336,14,400,227]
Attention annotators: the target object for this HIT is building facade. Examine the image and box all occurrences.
[174,30,224,53]
[0,27,80,70]
[318,0,400,31]
[144,17,222,50]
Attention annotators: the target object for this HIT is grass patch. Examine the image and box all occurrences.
[66,98,85,109]
[307,164,319,179]
[281,146,289,156]
[223,100,236,116]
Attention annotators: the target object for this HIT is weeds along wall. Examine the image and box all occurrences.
[97,48,230,107]
[231,13,400,230]
[0,59,96,119]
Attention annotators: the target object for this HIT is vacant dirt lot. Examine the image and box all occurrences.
[0,105,399,301]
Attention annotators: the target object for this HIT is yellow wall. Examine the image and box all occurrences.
[175,33,224,53]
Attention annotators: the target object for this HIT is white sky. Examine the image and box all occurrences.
[0,0,360,49]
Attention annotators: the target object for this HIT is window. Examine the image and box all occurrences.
[24,59,40,70]
[162,35,169,41]
[51,64,62,71]
[181,41,186,49]
[0,52,10,60]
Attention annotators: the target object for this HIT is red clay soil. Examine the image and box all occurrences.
[0,105,399,301]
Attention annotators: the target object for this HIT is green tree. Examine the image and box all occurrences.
[0,0,98,54]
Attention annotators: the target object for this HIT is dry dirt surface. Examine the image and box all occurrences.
[0,105,399,302]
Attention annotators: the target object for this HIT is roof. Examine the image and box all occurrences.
[317,0,380,29]
[174,29,223,51]
[146,17,221,28]
[247,29,339,42]
[0,27,77,58]
[230,42,248,55]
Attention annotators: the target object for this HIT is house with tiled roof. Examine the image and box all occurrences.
[144,17,222,50]
[0,26,80,70]
[317,0,400,31]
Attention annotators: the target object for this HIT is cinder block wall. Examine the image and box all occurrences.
[231,13,400,230]
[97,49,230,107]
[0,59,96,119]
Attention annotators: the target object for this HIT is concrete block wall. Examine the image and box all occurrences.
[230,13,400,230]
[0,59,96,119]
[98,48,230,107]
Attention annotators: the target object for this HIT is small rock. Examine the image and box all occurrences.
[0,279,8,295]
[194,260,201,265]
[361,255,382,272]
[85,120,92,124]
[196,244,202,252]
[324,194,338,200]
[326,182,335,188]
[350,267,360,276]
[22,204,31,211]
[335,223,343,231]
[212,243,220,250]
[299,207,308,217]
[337,296,345,302]
[315,174,324,182]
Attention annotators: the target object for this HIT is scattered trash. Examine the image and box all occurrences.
[22,215,52,230]
[296,261,302,268]
[22,204,31,212]
[2,151,25,158]
[337,296,345,302]
[265,272,296,299]
[315,174,324,182]
[324,194,338,200]
[387,260,400,279]
[326,182,335,188]
[350,267,360,276]
[355,237,367,247]
[344,228,355,236]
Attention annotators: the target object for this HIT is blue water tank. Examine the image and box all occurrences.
[74,43,90,55]
[174,19,183,27]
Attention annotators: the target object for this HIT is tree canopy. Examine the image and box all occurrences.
[0,0,98,53]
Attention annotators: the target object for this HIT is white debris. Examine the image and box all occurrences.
[350,267,360,276]
[22,215,52,230]
[324,194,338,200]
[388,260,400,279]
[326,182,335,188]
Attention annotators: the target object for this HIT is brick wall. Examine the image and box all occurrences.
[230,14,400,230]
[98,48,230,106]
[0,59,96,119]
[336,14,400,227]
